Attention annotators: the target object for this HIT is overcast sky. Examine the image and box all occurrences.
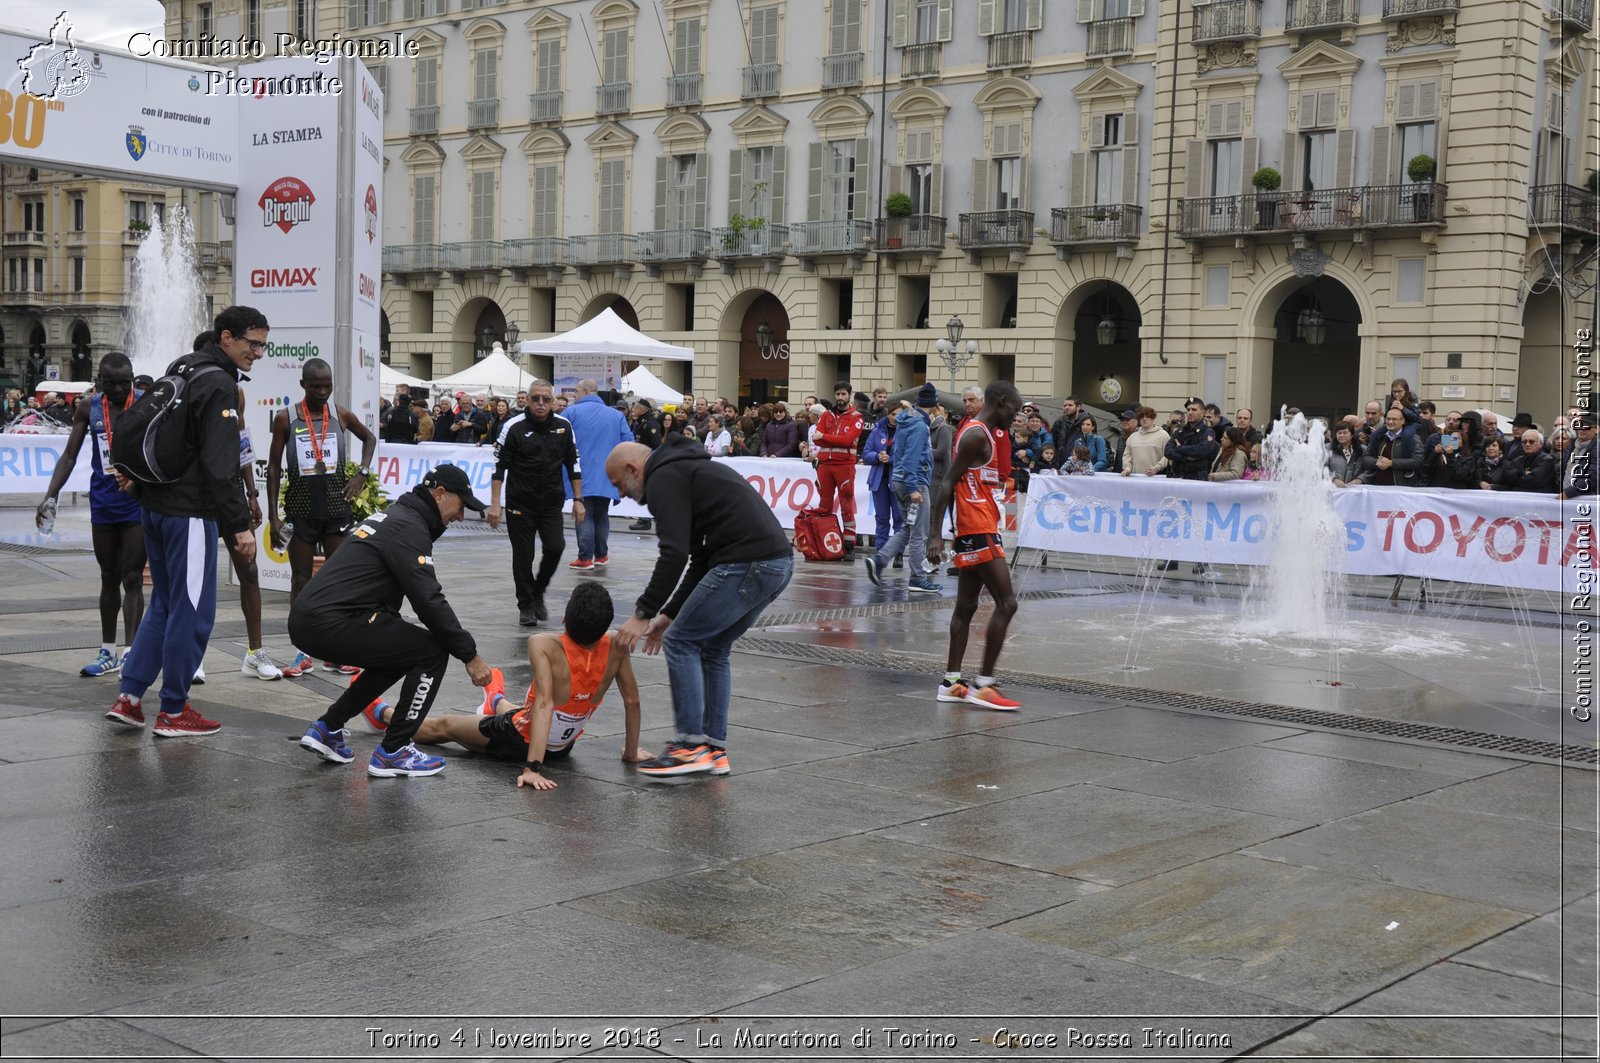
[5,0,166,50]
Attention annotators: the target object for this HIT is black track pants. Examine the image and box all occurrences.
[289,609,451,752]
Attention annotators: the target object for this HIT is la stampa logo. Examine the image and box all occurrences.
[260,177,314,233]
[18,12,91,100]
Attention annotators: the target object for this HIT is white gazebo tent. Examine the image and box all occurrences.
[620,365,684,405]
[429,346,531,397]
[380,362,429,394]
[517,308,695,364]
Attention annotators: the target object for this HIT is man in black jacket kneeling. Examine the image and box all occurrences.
[289,465,493,778]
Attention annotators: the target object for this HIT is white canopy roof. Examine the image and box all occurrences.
[621,365,684,405]
[429,347,531,396]
[380,362,429,392]
[518,308,694,362]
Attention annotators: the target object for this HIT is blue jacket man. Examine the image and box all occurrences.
[562,379,634,567]
[864,383,942,594]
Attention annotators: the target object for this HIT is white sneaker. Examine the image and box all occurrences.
[241,649,284,680]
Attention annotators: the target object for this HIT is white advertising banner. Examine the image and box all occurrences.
[1019,473,1596,594]
[0,22,237,189]
[554,354,621,395]
[0,434,91,493]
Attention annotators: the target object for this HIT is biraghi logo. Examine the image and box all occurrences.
[259,176,314,233]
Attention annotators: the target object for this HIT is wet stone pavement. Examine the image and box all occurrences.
[0,499,1595,1061]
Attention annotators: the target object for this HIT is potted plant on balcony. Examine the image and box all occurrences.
[1407,154,1437,221]
[885,191,914,248]
[1251,166,1282,229]
[1586,170,1598,195]
[127,218,151,238]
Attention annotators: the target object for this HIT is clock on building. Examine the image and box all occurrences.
[1099,376,1123,405]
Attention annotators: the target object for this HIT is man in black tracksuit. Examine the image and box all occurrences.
[488,381,583,627]
[1161,396,1220,575]
[289,465,493,777]
[607,435,793,779]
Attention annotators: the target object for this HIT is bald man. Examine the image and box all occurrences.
[606,437,792,779]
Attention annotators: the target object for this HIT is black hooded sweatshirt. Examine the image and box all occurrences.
[633,434,790,620]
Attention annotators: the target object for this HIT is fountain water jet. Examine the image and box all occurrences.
[1249,410,1346,640]
[125,209,206,382]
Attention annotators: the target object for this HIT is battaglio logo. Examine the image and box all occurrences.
[18,12,91,101]
[259,176,314,232]
[268,341,320,369]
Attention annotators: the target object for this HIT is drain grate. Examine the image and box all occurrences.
[0,542,96,558]
[757,586,1138,629]
[736,636,1598,766]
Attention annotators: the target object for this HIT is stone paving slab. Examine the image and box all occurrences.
[0,1017,205,1058]
[1244,959,1599,1059]
[988,705,1305,762]
[1407,763,1600,832]
[1093,744,1465,821]
[1257,729,1527,779]
[876,784,1309,886]
[1452,893,1598,989]
[1001,853,1532,1011]
[1246,795,1598,915]
[565,833,1102,977]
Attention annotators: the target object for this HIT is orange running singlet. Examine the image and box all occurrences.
[953,421,1003,537]
[512,633,611,751]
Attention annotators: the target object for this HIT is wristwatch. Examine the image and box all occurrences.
[358,466,371,477]
[521,761,542,774]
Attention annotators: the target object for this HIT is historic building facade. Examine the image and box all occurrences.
[160,0,1596,423]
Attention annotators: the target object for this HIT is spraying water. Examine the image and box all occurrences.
[1251,410,1345,638]
[125,209,205,381]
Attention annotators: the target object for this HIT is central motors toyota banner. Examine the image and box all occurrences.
[1019,473,1595,594]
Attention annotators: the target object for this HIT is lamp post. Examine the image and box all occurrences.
[1296,307,1326,347]
[755,320,774,359]
[478,325,494,361]
[933,313,978,393]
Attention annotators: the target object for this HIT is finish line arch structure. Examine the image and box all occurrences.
[2,23,382,588]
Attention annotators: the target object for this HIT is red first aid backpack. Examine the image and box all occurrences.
[793,508,848,561]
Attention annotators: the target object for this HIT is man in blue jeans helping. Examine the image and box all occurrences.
[864,382,942,594]
[607,435,793,779]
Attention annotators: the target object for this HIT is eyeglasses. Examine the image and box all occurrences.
[245,339,268,351]
[528,395,553,404]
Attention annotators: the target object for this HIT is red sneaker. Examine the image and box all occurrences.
[324,662,360,675]
[593,556,609,568]
[965,685,1022,711]
[106,694,145,728]
[567,558,594,569]
[358,700,389,733]
[153,704,222,737]
[479,667,504,715]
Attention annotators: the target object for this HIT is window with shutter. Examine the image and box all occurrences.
[830,0,861,54]
[1002,0,1029,31]
[415,55,437,107]
[532,165,559,238]
[826,140,856,220]
[748,146,774,219]
[536,40,561,93]
[1302,131,1335,190]
[771,145,788,221]
[914,0,938,42]
[603,28,628,84]
[413,173,436,242]
[750,5,779,66]
[980,0,997,35]
[1316,90,1338,129]
[907,164,933,213]
[937,0,954,41]
[600,159,627,233]
[1397,121,1436,183]
[1077,0,1096,21]
[1224,101,1244,135]
[674,17,701,74]
[1093,149,1122,205]
[1209,138,1241,196]
[474,49,497,99]
[470,169,496,242]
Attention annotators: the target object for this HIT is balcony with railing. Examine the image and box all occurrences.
[789,219,872,257]
[1530,184,1599,238]
[596,82,632,116]
[196,241,220,267]
[667,72,704,108]
[713,223,790,260]
[958,210,1035,251]
[823,52,864,89]
[530,90,563,123]
[383,243,442,273]
[1086,17,1135,58]
[1177,183,1448,238]
[876,215,945,254]
[1192,0,1263,42]
[2,231,47,247]
[443,240,503,272]
[741,63,781,100]
[1551,0,1594,29]
[503,237,568,270]
[409,106,439,136]
[987,31,1033,71]
[1381,0,1458,18]
[639,228,713,263]
[568,233,641,270]
[900,42,943,79]
[467,98,499,130]
[218,239,233,266]
[1050,205,1142,248]
[1286,0,1357,30]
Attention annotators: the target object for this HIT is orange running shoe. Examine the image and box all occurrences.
[479,667,504,715]
[964,685,1021,711]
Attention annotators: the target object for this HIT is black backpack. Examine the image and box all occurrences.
[111,358,225,485]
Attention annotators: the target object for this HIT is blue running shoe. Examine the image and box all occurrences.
[368,743,446,778]
[81,648,121,677]
[299,720,354,764]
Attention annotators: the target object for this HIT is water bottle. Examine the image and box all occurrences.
[279,522,294,550]
[37,497,57,536]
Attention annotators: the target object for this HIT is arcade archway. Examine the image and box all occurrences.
[580,294,640,330]
[721,290,791,408]
[1268,278,1362,422]
[1059,282,1143,409]
[1518,288,1569,426]
[448,296,507,376]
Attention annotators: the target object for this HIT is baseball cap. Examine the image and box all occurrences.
[422,465,486,512]
[1120,408,1139,421]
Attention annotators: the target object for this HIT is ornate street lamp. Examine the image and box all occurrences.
[503,321,520,346]
[933,313,978,393]
[755,321,774,358]
[1296,307,1326,347]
